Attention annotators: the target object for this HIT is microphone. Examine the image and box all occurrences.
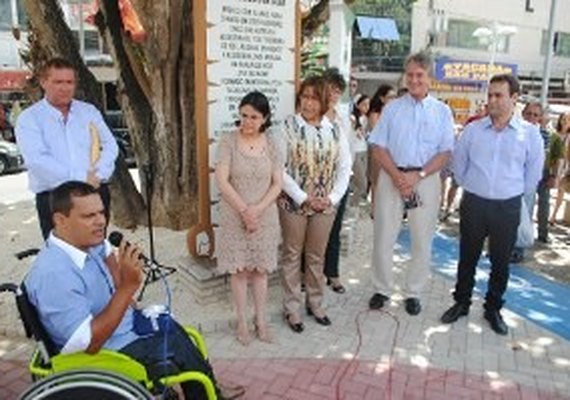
[108,231,150,263]
[108,231,177,300]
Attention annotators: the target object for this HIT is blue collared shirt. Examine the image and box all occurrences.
[453,116,545,200]
[15,98,119,193]
[368,93,455,167]
[24,234,139,353]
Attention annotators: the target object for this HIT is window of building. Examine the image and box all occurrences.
[445,19,509,53]
[541,30,570,58]
[0,0,27,31]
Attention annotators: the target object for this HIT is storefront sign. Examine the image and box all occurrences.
[435,58,517,83]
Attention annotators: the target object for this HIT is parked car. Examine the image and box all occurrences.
[0,138,24,175]
[105,110,136,167]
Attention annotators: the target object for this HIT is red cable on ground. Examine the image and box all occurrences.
[335,307,458,399]
[335,308,401,400]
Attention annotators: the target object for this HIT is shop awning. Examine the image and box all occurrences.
[355,16,400,41]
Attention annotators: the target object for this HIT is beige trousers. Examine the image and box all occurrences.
[371,170,440,298]
[279,209,336,317]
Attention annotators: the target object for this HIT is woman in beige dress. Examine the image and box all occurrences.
[215,91,283,345]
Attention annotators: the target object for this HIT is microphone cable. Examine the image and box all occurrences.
[335,307,451,400]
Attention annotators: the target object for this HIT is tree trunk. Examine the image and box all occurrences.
[98,0,199,230]
[22,0,146,228]
[24,0,154,228]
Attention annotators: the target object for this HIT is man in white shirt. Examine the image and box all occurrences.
[15,57,118,239]
[368,52,455,315]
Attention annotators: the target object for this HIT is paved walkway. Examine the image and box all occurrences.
[1,202,569,399]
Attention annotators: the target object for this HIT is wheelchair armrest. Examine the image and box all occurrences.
[183,326,209,359]
[51,350,150,384]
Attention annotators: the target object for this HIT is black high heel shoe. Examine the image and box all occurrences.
[326,278,346,294]
[284,314,304,333]
[306,307,332,326]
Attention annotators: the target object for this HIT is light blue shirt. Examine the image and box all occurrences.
[15,98,118,193]
[368,93,454,167]
[25,234,139,353]
[453,116,545,200]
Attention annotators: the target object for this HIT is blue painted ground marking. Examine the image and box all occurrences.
[397,227,570,340]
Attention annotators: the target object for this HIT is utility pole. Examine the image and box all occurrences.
[540,0,558,108]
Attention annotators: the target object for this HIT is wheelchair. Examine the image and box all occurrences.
[0,281,217,399]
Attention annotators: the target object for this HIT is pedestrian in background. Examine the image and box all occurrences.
[350,94,371,206]
[321,68,352,295]
[367,84,396,208]
[549,112,570,224]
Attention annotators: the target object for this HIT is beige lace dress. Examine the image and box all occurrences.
[216,132,282,274]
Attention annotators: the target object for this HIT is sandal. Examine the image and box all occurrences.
[235,324,251,346]
[253,321,274,343]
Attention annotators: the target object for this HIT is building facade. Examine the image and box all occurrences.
[411,0,570,107]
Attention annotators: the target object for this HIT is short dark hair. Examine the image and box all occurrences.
[296,75,328,117]
[238,91,272,132]
[39,57,76,80]
[322,67,347,92]
[369,84,395,114]
[49,181,99,218]
[489,74,520,96]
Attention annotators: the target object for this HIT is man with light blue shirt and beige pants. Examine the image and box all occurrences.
[368,52,455,315]
[441,74,544,335]
[15,58,118,239]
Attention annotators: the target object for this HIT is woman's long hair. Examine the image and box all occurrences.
[352,95,369,131]
[368,84,394,116]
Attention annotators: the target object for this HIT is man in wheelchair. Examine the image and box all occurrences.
[24,181,244,399]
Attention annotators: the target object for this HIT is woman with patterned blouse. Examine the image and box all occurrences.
[278,76,352,333]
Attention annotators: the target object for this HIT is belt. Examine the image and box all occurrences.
[397,167,422,172]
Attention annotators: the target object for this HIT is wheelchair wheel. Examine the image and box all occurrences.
[18,369,154,400]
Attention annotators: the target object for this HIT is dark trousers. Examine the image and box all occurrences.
[453,192,521,311]
[36,183,111,240]
[324,191,349,279]
[536,179,550,240]
[120,322,219,399]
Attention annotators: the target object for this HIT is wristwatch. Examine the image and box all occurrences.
[418,170,427,179]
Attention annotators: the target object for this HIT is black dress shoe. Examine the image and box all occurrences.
[441,303,469,323]
[404,298,422,316]
[284,314,304,333]
[369,293,388,310]
[484,310,508,335]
